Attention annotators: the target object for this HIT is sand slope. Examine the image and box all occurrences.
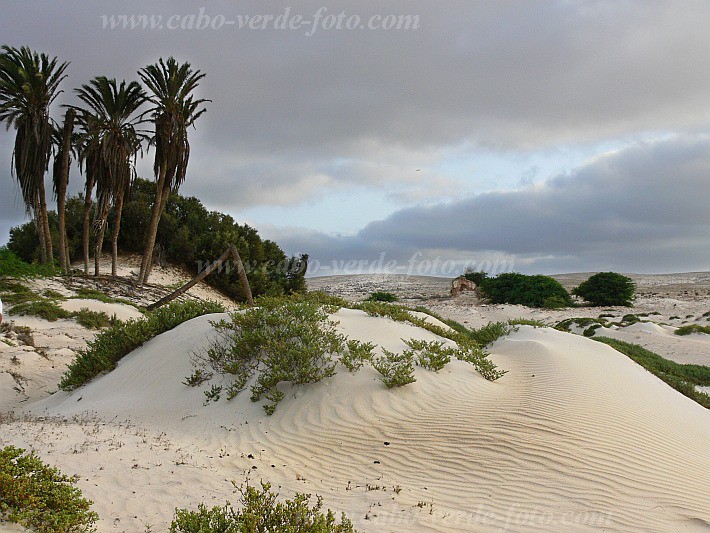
[2,313,704,532]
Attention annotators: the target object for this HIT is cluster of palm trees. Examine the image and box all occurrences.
[0,45,208,284]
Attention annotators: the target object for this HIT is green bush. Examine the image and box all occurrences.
[170,481,356,532]
[339,339,376,372]
[8,179,308,302]
[404,338,453,372]
[467,321,512,347]
[463,270,488,285]
[0,247,60,278]
[675,324,710,336]
[201,299,345,414]
[572,272,635,307]
[366,291,398,302]
[60,300,224,390]
[73,308,112,330]
[373,348,416,388]
[479,273,572,308]
[0,446,98,532]
[594,337,710,408]
[0,280,42,305]
[10,300,73,321]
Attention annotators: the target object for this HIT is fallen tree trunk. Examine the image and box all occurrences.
[146,245,254,311]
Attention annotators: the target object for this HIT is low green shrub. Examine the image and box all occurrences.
[509,318,547,327]
[463,269,488,286]
[594,337,710,408]
[0,247,60,278]
[0,281,42,305]
[366,291,398,302]
[73,308,112,330]
[572,272,635,306]
[10,300,73,322]
[675,324,710,336]
[554,317,606,332]
[60,300,224,390]
[373,348,416,388]
[467,322,512,347]
[404,338,453,371]
[339,339,376,372]
[201,299,345,414]
[170,481,356,532]
[0,445,99,532]
[479,273,572,308]
[71,288,135,307]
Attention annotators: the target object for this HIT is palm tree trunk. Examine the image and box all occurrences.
[93,202,110,276]
[143,184,171,281]
[82,177,95,274]
[35,207,48,264]
[37,179,53,263]
[110,191,125,276]
[56,109,75,273]
[137,169,167,285]
[146,245,254,311]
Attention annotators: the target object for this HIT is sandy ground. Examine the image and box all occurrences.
[0,269,708,532]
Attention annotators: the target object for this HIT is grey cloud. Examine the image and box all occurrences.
[269,136,710,274]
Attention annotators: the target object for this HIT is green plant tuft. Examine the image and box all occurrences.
[366,291,398,302]
[170,481,356,532]
[0,445,99,532]
[373,348,416,388]
[675,324,710,336]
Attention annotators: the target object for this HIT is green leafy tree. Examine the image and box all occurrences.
[572,272,635,306]
[0,45,69,263]
[479,273,572,308]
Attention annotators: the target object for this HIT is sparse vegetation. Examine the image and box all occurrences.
[478,273,572,308]
[71,288,136,307]
[467,321,512,347]
[594,337,710,408]
[373,348,416,387]
[404,338,454,371]
[73,308,112,329]
[60,300,224,390]
[572,272,635,307]
[10,300,73,321]
[509,318,547,327]
[0,445,99,532]
[675,324,710,336]
[339,339,376,372]
[170,481,356,532]
[200,298,345,414]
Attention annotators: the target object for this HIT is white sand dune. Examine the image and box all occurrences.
[3,314,704,532]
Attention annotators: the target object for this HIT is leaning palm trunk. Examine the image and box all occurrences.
[146,245,253,311]
[137,168,167,284]
[142,183,171,281]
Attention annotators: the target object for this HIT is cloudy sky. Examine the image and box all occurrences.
[2,1,709,276]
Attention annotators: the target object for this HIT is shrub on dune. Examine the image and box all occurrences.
[572,272,635,307]
[479,273,572,308]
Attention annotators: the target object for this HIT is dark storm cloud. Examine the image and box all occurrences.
[269,137,710,274]
[2,1,710,272]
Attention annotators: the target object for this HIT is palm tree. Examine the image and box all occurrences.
[72,76,146,275]
[137,57,208,284]
[0,45,68,263]
[74,111,103,274]
[52,108,76,273]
